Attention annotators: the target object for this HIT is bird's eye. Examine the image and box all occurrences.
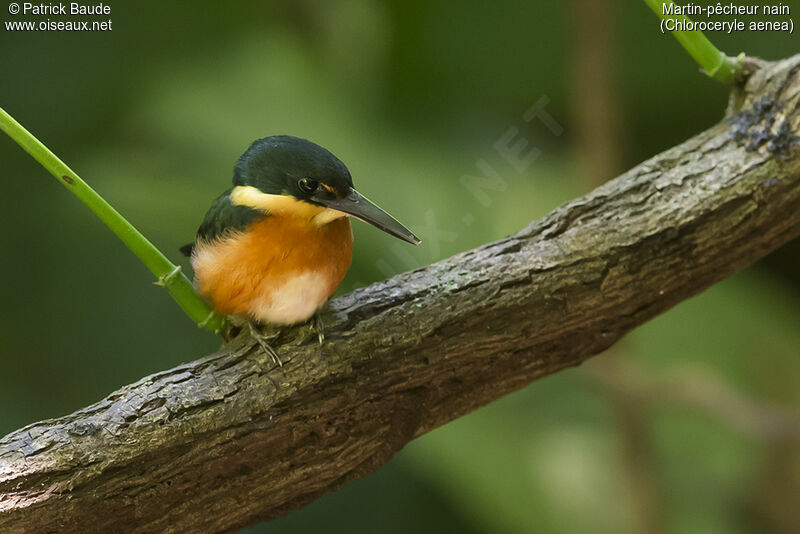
[298,178,319,194]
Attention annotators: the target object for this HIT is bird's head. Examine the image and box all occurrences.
[230,135,420,245]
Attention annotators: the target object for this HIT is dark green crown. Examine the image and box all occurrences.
[233,135,353,202]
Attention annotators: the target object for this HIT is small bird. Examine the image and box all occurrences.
[182,135,419,350]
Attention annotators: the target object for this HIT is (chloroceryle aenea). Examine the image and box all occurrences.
[181,135,420,336]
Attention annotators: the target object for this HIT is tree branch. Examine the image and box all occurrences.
[2,55,800,533]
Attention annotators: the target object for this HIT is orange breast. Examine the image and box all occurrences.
[191,216,353,325]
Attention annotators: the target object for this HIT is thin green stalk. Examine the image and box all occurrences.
[644,0,741,84]
[0,105,225,334]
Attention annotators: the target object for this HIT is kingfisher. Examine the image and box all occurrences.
[181,135,419,355]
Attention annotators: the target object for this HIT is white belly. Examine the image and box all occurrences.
[248,271,330,325]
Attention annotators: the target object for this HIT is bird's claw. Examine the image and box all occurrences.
[247,321,282,366]
[312,313,325,345]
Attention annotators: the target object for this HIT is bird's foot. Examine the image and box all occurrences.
[247,321,283,366]
[310,312,325,345]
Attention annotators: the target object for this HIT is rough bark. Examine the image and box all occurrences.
[2,55,800,534]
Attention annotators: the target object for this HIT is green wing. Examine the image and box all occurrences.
[180,188,264,256]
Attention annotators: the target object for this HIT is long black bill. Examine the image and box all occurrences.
[321,188,421,245]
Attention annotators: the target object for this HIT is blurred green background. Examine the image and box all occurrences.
[1,1,799,533]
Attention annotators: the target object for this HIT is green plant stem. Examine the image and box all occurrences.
[644,0,741,84]
[0,105,225,334]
